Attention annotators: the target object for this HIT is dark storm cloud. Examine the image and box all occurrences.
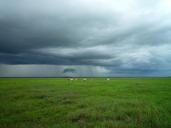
[0,0,118,54]
[0,0,171,76]
[63,68,76,73]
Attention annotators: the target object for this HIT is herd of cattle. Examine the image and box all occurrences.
[69,78,110,81]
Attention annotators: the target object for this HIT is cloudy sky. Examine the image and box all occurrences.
[0,0,171,77]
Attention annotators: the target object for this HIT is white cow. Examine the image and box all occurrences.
[106,78,110,81]
[83,78,87,81]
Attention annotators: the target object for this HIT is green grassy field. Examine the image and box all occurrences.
[0,78,171,128]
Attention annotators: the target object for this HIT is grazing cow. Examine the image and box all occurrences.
[83,78,87,81]
[70,78,74,81]
[106,78,110,81]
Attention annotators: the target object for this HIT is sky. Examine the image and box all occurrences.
[0,0,171,77]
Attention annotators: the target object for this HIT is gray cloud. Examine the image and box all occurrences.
[63,68,76,73]
[0,65,110,77]
[0,0,171,76]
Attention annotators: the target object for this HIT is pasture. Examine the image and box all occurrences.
[0,78,171,128]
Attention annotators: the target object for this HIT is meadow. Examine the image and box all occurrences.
[0,78,171,128]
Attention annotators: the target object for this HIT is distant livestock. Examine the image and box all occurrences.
[106,78,110,81]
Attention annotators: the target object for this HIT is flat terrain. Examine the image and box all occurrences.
[0,78,171,128]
